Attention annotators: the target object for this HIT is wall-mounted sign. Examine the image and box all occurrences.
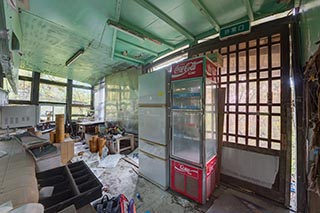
[219,20,251,40]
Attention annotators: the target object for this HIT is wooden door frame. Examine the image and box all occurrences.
[189,17,293,206]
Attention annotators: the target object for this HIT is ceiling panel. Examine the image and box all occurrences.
[202,0,247,26]
[164,1,213,36]
[3,0,293,86]
[19,10,132,85]
[250,0,293,19]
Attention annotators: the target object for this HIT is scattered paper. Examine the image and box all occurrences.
[39,186,54,199]
[98,154,123,168]
[90,168,105,178]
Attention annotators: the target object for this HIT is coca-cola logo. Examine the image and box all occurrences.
[172,59,202,78]
[175,164,198,176]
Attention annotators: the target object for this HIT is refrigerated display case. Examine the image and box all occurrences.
[170,56,219,204]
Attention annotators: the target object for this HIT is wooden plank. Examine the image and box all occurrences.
[123,156,139,168]
[217,88,226,185]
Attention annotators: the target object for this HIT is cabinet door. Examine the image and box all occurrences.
[172,79,202,110]
[171,111,202,164]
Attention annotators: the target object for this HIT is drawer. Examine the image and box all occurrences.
[138,107,167,145]
[139,139,167,160]
[139,151,169,189]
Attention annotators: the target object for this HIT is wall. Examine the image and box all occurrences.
[105,68,140,134]
[221,147,279,189]
[299,1,320,211]
[299,0,320,63]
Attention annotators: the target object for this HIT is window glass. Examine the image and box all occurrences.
[3,78,31,101]
[72,88,91,105]
[72,106,91,120]
[73,80,91,87]
[39,84,66,103]
[19,69,32,77]
[39,105,65,122]
[40,73,67,83]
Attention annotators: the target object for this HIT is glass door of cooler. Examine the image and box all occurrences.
[205,82,218,163]
[171,111,202,164]
[172,78,202,110]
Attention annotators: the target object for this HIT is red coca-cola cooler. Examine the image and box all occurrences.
[170,56,219,204]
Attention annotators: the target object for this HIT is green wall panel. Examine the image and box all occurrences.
[299,0,320,63]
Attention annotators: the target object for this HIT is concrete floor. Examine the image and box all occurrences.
[69,140,292,213]
[86,158,292,213]
[207,186,293,213]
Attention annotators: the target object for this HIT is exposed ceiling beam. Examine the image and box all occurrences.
[191,0,220,32]
[117,38,158,56]
[242,0,254,21]
[111,0,122,60]
[107,19,175,50]
[114,52,145,64]
[133,0,195,41]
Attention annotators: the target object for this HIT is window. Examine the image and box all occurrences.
[71,80,92,121]
[19,69,33,77]
[3,78,31,101]
[72,88,91,105]
[216,35,282,152]
[40,73,67,83]
[39,83,66,103]
[73,80,91,87]
[39,105,65,122]
[71,106,91,120]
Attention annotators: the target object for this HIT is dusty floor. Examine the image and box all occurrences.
[69,139,292,213]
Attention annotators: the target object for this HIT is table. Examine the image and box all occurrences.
[115,134,135,154]
[77,120,105,134]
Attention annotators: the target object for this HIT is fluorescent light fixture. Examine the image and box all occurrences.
[107,19,162,45]
[65,48,84,66]
[107,20,144,41]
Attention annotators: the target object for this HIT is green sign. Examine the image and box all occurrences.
[220,21,251,39]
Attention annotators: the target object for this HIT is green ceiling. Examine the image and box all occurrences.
[3,0,293,85]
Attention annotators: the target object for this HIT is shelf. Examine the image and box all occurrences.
[172,92,201,98]
[172,106,201,110]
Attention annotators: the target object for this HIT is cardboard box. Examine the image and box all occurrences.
[54,139,74,164]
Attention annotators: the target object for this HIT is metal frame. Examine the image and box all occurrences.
[114,52,145,64]
[191,0,220,32]
[111,0,122,60]
[134,0,195,41]
[117,38,158,56]
[108,19,174,50]
[242,0,254,21]
[170,76,204,167]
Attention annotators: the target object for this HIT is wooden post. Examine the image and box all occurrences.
[217,88,226,185]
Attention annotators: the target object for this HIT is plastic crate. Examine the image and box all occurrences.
[36,161,102,213]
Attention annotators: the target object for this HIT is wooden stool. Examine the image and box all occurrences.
[115,134,135,154]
